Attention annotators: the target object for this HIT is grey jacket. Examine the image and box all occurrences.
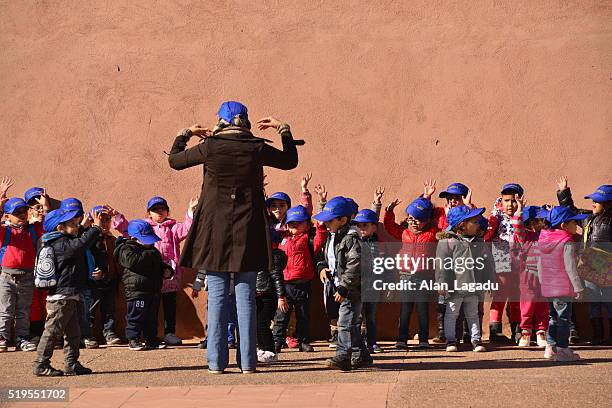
[435,231,496,298]
[316,224,362,300]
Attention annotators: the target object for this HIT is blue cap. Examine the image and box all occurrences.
[3,198,29,215]
[90,205,108,216]
[217,101,249,123]
[43,208,80,232]
[446,205,486,231]
[285,205,310,223]
[60,198,84,217]
[127,219,161,245]
[313,196,354,222]
[405,198,433,221]
[536,207,550,220]
[345,198,359,214]
[439,183,469,199]
[265,192,291,208]
[354,209,379,223]
[24,187,44,204]
[584,185,612,203]
[147,196,169,211]
[501,183,524,196]
[477,215,489,231]
[547,206,588,228]
[521,206,543,223]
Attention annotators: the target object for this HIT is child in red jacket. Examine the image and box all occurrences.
[272,204,326,353]
[0,197,45,352]
[384,196,439,349]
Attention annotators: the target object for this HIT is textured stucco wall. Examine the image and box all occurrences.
[1,1,610,339]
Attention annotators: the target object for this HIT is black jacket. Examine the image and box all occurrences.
[256,248,287,297]
[114,238,170,301]
[316,223,362,300]
[44,227,102,296]
[558,188,612,252]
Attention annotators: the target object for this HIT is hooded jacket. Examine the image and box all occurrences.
[537,228,584,298]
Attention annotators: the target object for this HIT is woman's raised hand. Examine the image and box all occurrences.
[256,117,282,130]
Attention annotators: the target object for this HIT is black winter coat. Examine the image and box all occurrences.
[114,238,171,301]
[256,248,287,297]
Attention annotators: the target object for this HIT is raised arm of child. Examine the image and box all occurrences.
[174,197,198,241]
[299,173,314,215]
[383,199,405,240]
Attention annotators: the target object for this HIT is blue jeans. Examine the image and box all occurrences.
[547,298,572,348]
[206,271,257,372]
[585,281,612,319]
[362,302,377,347]
[336,298,368,360]
[444,295,481,343]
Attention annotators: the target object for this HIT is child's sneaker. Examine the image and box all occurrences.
[431,335,446,344]
[395,341,409,350]
[16,338,37,352]
[198,339,207,349]
[105,333,122,345]
[258,351,278,363]
[371,344,383,353]
[445,342,458,352]
[555,347,580,362]
[569,329,580,345]
[83,338,99,349]
[544,345,556,359]
[518,332,531,347]
[33,364,63,377]
[128,339,145,351]
[286,336,299,348]
[325,355,351,371]
[163,333,182,346]
[0,337,8,352]
[472,341,486,352]
[351,353,374,369]
[145,338,167,350]
[417,341,431,349]
[64,362,92,376]
[536,331,548,347]
[299,342,314,352]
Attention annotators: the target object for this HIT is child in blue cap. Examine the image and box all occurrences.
[0,195,45,353]
[485,183,524,343]
[272,203,326,353]
[353,208,384,354]
[384,196,439,349]
[315,197,372,370]
[266,172,315,232]
[114,220,174,351]
[512,198,550,347]
[435,205,496,352]
[33,207,104,376]
[422,180,474,231]
[557,176,612,345]
[538,206,588,361]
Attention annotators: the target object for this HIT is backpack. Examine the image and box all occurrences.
[35,244,57,288]
[0,224,38,265]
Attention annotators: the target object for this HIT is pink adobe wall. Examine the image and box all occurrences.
[1,1,610,339]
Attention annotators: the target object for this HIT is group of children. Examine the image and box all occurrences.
[0,173,610,375]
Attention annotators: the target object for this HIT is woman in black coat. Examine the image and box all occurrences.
[168,101,298,373]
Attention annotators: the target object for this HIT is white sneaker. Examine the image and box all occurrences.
[163,333,182,346]
[555,347,580,362]
[544,345,556,359]
[518,333,531,347]
[536,331,548,347]
[258,351,278,363]
[446,344,458,352]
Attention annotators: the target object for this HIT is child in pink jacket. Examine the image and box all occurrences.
[115,196,198,345]
[538,206,586,362]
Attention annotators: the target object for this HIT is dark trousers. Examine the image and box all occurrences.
[161,292,177,334]
[273,281,311,345]
[256,292,277,353]
[85,284,117,338]
[398,301,429,343]
[34,299,81,368]
[125,295,159,341]
[362,302,378,347]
